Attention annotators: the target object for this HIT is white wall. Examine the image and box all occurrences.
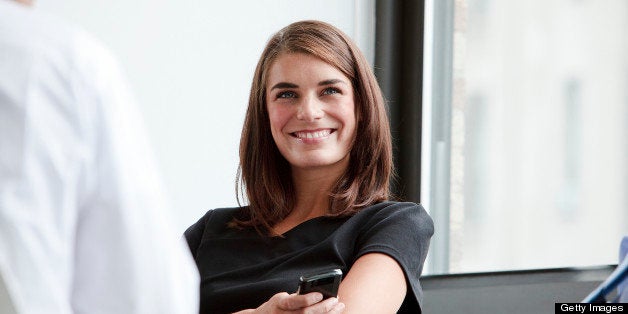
[35,0,374,232]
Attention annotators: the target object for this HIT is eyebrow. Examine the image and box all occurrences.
[269,79,348,91]
[318,79,346,86]
[270,82,298,90]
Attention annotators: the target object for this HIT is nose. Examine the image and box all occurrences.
[296,95,324,121]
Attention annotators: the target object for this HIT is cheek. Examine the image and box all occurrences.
[340,102,357,135]
[267,106,291,134]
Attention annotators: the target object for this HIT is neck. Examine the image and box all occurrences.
[290,158,348,217]
[272,160,348,235]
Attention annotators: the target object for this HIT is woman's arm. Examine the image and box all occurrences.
[338,253,407,314]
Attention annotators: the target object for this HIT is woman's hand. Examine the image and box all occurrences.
[233,292,345,314]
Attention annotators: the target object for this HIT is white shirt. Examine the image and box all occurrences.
[0,1,199,313]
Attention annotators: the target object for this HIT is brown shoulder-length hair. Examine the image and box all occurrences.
[233,20,393,234]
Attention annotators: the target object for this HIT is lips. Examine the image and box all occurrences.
[291,128,335,139]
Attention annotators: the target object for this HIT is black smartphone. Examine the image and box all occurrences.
[297,268,343,299]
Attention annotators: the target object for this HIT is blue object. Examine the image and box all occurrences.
[618,236,628,302]
[582,236,628,303]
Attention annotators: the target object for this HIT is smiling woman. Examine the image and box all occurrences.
[235,20,395,234]
[266,52,356,173]
[184,20,434,314]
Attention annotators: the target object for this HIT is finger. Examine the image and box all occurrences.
[320,297,339,312]
[303,297,341,314]
[328,302,345,314]
[278,292,323,310]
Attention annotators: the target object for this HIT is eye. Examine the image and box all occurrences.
[321,87,341,96]
[276,91,297,99]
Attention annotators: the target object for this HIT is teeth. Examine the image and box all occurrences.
[295,129,331,139]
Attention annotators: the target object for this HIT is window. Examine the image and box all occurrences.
[423,0,628,274]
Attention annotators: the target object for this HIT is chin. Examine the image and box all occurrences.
[293,160,335,169]
[289,154,349,170]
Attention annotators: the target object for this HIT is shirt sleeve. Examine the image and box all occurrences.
[184,210,213,258]
[354,202,434,311]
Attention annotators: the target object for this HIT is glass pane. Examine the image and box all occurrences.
[449,0,628,273]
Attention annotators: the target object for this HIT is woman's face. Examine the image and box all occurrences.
[265,52,356,173]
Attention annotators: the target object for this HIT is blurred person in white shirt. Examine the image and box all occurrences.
[0,0,199,313]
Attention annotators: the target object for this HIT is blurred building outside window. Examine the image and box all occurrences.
[424,0,628,274]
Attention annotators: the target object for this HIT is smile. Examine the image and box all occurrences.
[291,129,335,139]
